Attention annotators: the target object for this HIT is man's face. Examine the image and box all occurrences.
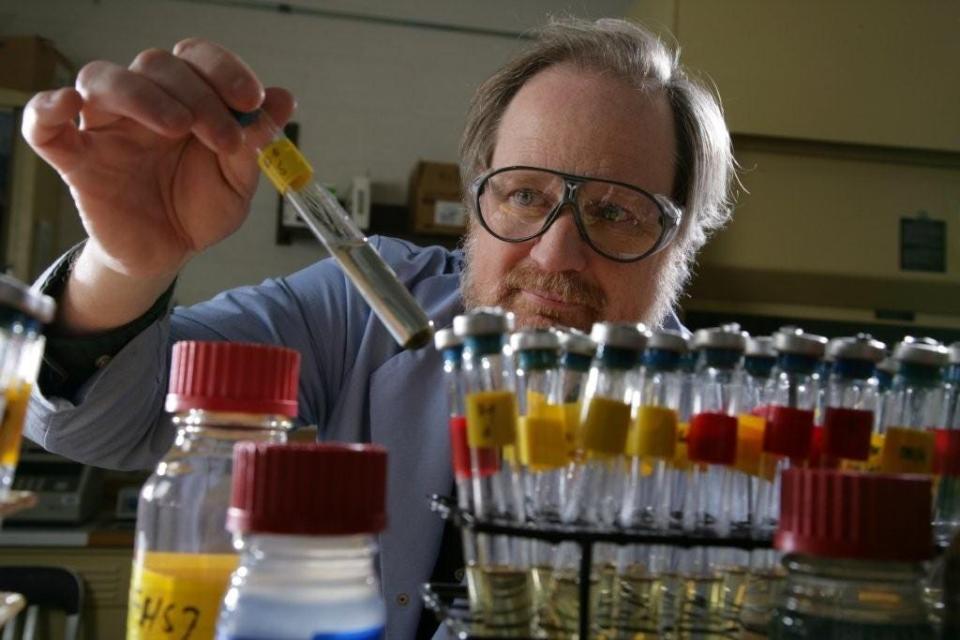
[462,64,680,332]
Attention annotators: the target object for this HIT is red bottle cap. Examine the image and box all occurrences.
[776,468,932,563]
[227,442,387,535]
[165,341,300,416]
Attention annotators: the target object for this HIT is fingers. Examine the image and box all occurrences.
[130,47,243,154]
[76,59,194,137]
[22,88,86,174]
[173,38,264,112]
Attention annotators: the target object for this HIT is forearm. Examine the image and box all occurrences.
[57,241,182,335]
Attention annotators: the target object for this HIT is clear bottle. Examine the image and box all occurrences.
[819,335,885,469]
[128,341,298,640]
[771,468,935,639]
[752,328,826,537]
[0,274,54,498]
[880,337,947,475]
[683,325,748,537]
[216,442,387,639]
[934,341,960,546]
[454,308,532,635]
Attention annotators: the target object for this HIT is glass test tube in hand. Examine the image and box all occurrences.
[235,110,433,350]
[454,308,532,635]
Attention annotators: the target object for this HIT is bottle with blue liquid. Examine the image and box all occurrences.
[216,442,387,640]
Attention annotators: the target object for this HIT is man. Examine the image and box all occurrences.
[23,17,733,638]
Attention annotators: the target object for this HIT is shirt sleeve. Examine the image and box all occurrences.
[25,251,350,471]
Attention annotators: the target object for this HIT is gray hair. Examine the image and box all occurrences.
[459,17,735,300]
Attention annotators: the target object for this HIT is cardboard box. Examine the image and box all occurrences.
[0,36,75,93]
[409,161,467,235]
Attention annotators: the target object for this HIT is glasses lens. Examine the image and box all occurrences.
[478,169,565,240]
[577,181,664,259]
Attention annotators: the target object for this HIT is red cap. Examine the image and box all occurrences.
[775,468,932,562]
[165,341,300,416]
[227,442,387,535]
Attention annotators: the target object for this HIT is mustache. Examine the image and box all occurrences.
[499,263,606,311]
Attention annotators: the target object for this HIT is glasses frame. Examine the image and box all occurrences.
[470,165,683,263]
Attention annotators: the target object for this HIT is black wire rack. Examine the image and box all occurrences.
[421,495,774,639]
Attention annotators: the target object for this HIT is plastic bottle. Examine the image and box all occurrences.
[127,341,299,640]
[216,442,387,639]
[819,334,886,470]
[879,337,947,475]
[771,468,935,639]
[753,328,826,537]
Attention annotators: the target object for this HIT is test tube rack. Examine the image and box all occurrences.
[421,494,774,640]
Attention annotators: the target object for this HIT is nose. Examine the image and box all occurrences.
[527,204,589,273]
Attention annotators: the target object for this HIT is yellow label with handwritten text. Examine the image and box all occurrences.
[466,391,517,448]
[518,414,569,470]
[879,427,935,474]
[258,138,314,193]
[127,551,237,639]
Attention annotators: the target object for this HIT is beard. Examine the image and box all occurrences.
[460,229,685,332]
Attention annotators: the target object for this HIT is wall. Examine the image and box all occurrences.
[0,0,646,303]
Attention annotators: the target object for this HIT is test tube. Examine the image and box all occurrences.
[235,110,433,350]
[683,326,749,537]
[0,275,54,498]
[752,328,827,536]
[819,335,885,469]
[454,308,532,635]
[935,342,960,546]
[879,338,947,477]
[620,329,685,532]
[556,329,597,460]
[554,323,647,636]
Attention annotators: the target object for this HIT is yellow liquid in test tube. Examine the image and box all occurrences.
[0,383,32,469]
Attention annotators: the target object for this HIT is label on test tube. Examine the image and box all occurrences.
[518,414,569,470]
[127,552,238,640]
[735,414,772,478]
[465,390,517,448]
[563,402,582,455]
[449,416,498,479]
[763,406,815,459]
[879,427,935,474]
[580,397,631,457]
[687,412,738,465]
[672,422,693,471]
[823,408,873,462]
[627,406,678,459]
[0,383,27,467]
[933,428,960,476]
[258,138,314,193]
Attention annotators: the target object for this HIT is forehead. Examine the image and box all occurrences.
[491,64,677,195]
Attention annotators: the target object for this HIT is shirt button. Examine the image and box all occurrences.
[396,593,410,607]
[454,568,465,582]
